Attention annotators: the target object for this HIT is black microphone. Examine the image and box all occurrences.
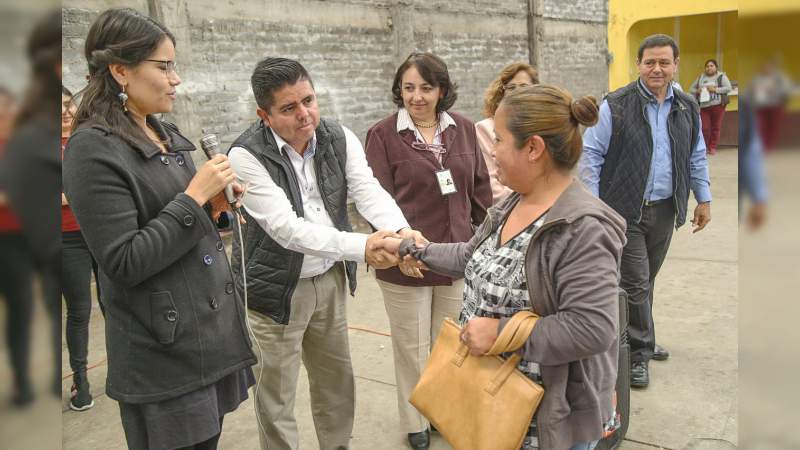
[199,134,237,206]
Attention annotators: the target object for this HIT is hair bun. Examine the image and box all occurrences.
[570,95,599,127]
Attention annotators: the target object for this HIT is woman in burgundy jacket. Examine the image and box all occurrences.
[364,52,491,450]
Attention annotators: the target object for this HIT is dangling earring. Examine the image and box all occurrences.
[118,85,128,113]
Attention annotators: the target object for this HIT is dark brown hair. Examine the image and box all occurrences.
[73,8,175,145]
[500,84,598,171]
[391,52,457,112]
[482,62,539,118]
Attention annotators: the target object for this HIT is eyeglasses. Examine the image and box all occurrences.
[145,59,179,76]
[503,82,531,92]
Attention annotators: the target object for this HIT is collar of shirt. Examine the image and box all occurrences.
[269,126,317,162]
[637,78,674,104]
[396,108,457,138]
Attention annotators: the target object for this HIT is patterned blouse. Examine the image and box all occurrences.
[460,214,546,449]
[460,212,618,449]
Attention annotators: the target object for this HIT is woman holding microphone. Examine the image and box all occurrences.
[63,8,255,450]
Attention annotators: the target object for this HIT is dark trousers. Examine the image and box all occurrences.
[62,230,95,374]
[0,234,34,386]
[621,200,675,363]
[700,103,726,154]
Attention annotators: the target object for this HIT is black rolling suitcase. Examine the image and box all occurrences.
[595,289,631,450]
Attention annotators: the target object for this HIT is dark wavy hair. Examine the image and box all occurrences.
[72,8,175,145]
[391,52,457,113]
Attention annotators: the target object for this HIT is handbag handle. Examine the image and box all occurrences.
[485,311,539,356]
[482,312,539,395]
[484,353,523,396]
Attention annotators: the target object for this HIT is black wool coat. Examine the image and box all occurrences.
[63,117,256,404]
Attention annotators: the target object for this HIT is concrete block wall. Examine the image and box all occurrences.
[536,0,609,99]
[62,0,608,149]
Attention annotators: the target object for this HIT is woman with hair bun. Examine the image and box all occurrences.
[382,84,627,450]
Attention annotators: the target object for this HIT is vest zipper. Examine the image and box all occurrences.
[637,102,654,224]
[666,105,681,228]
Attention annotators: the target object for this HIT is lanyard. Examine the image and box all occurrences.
[410,141,447,169]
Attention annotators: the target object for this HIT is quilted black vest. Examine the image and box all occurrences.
[228,118,357,325]
[600,80,700,228]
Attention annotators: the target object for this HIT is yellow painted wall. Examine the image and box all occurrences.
[739,12,800,110]
[627,12,739,110]
[608,0,737,91]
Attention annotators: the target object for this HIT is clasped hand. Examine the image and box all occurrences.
[364,228,428,277]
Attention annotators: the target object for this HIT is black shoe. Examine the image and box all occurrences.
[69,370,94,412]
[12,378,34,408]
[407,430,430,450]
[652,344,670,361]
[630,360,649,388]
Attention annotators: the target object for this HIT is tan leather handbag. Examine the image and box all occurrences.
[409,311,544,450]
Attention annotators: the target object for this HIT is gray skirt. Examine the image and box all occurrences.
[118,367,255,450]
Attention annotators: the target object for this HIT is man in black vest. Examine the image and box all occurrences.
[579,34,712,388]
[228,58,422,449]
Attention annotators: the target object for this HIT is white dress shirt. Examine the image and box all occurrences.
[229,124,409,279]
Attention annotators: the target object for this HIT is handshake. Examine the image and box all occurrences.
[364,228,428,278]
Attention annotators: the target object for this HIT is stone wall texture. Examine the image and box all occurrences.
[63,0,608,150]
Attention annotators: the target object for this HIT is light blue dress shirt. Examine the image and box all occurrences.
[579,80,712,204]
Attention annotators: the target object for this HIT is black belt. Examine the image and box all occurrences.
[643,197,672,207]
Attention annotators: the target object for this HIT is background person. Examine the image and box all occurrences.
[0,86,37,407]
[3,8,62,403]
[475,62,538,204]
[364,52,491,450]
[689,59,732,155]
[751,56,792,152]
[61,86,96,412]
[63,9,256,449]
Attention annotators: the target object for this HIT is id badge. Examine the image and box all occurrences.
[436,169,458,196]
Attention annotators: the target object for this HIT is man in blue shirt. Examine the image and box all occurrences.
[579,34,712,388]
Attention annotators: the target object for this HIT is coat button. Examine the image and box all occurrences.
[176,154,185,165]
[183,215,195,226]
[216,241,224,252]
[225,282,234,294]
[160,155,170,165]
[165,310,178,322]
[209,296,219,310]
[203,254,213,265]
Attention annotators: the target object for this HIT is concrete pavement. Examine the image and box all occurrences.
[61,149,739,450]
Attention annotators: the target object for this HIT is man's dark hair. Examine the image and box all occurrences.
[391,52,458,112]
[251,57,314,111]
[637,34,679,61]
